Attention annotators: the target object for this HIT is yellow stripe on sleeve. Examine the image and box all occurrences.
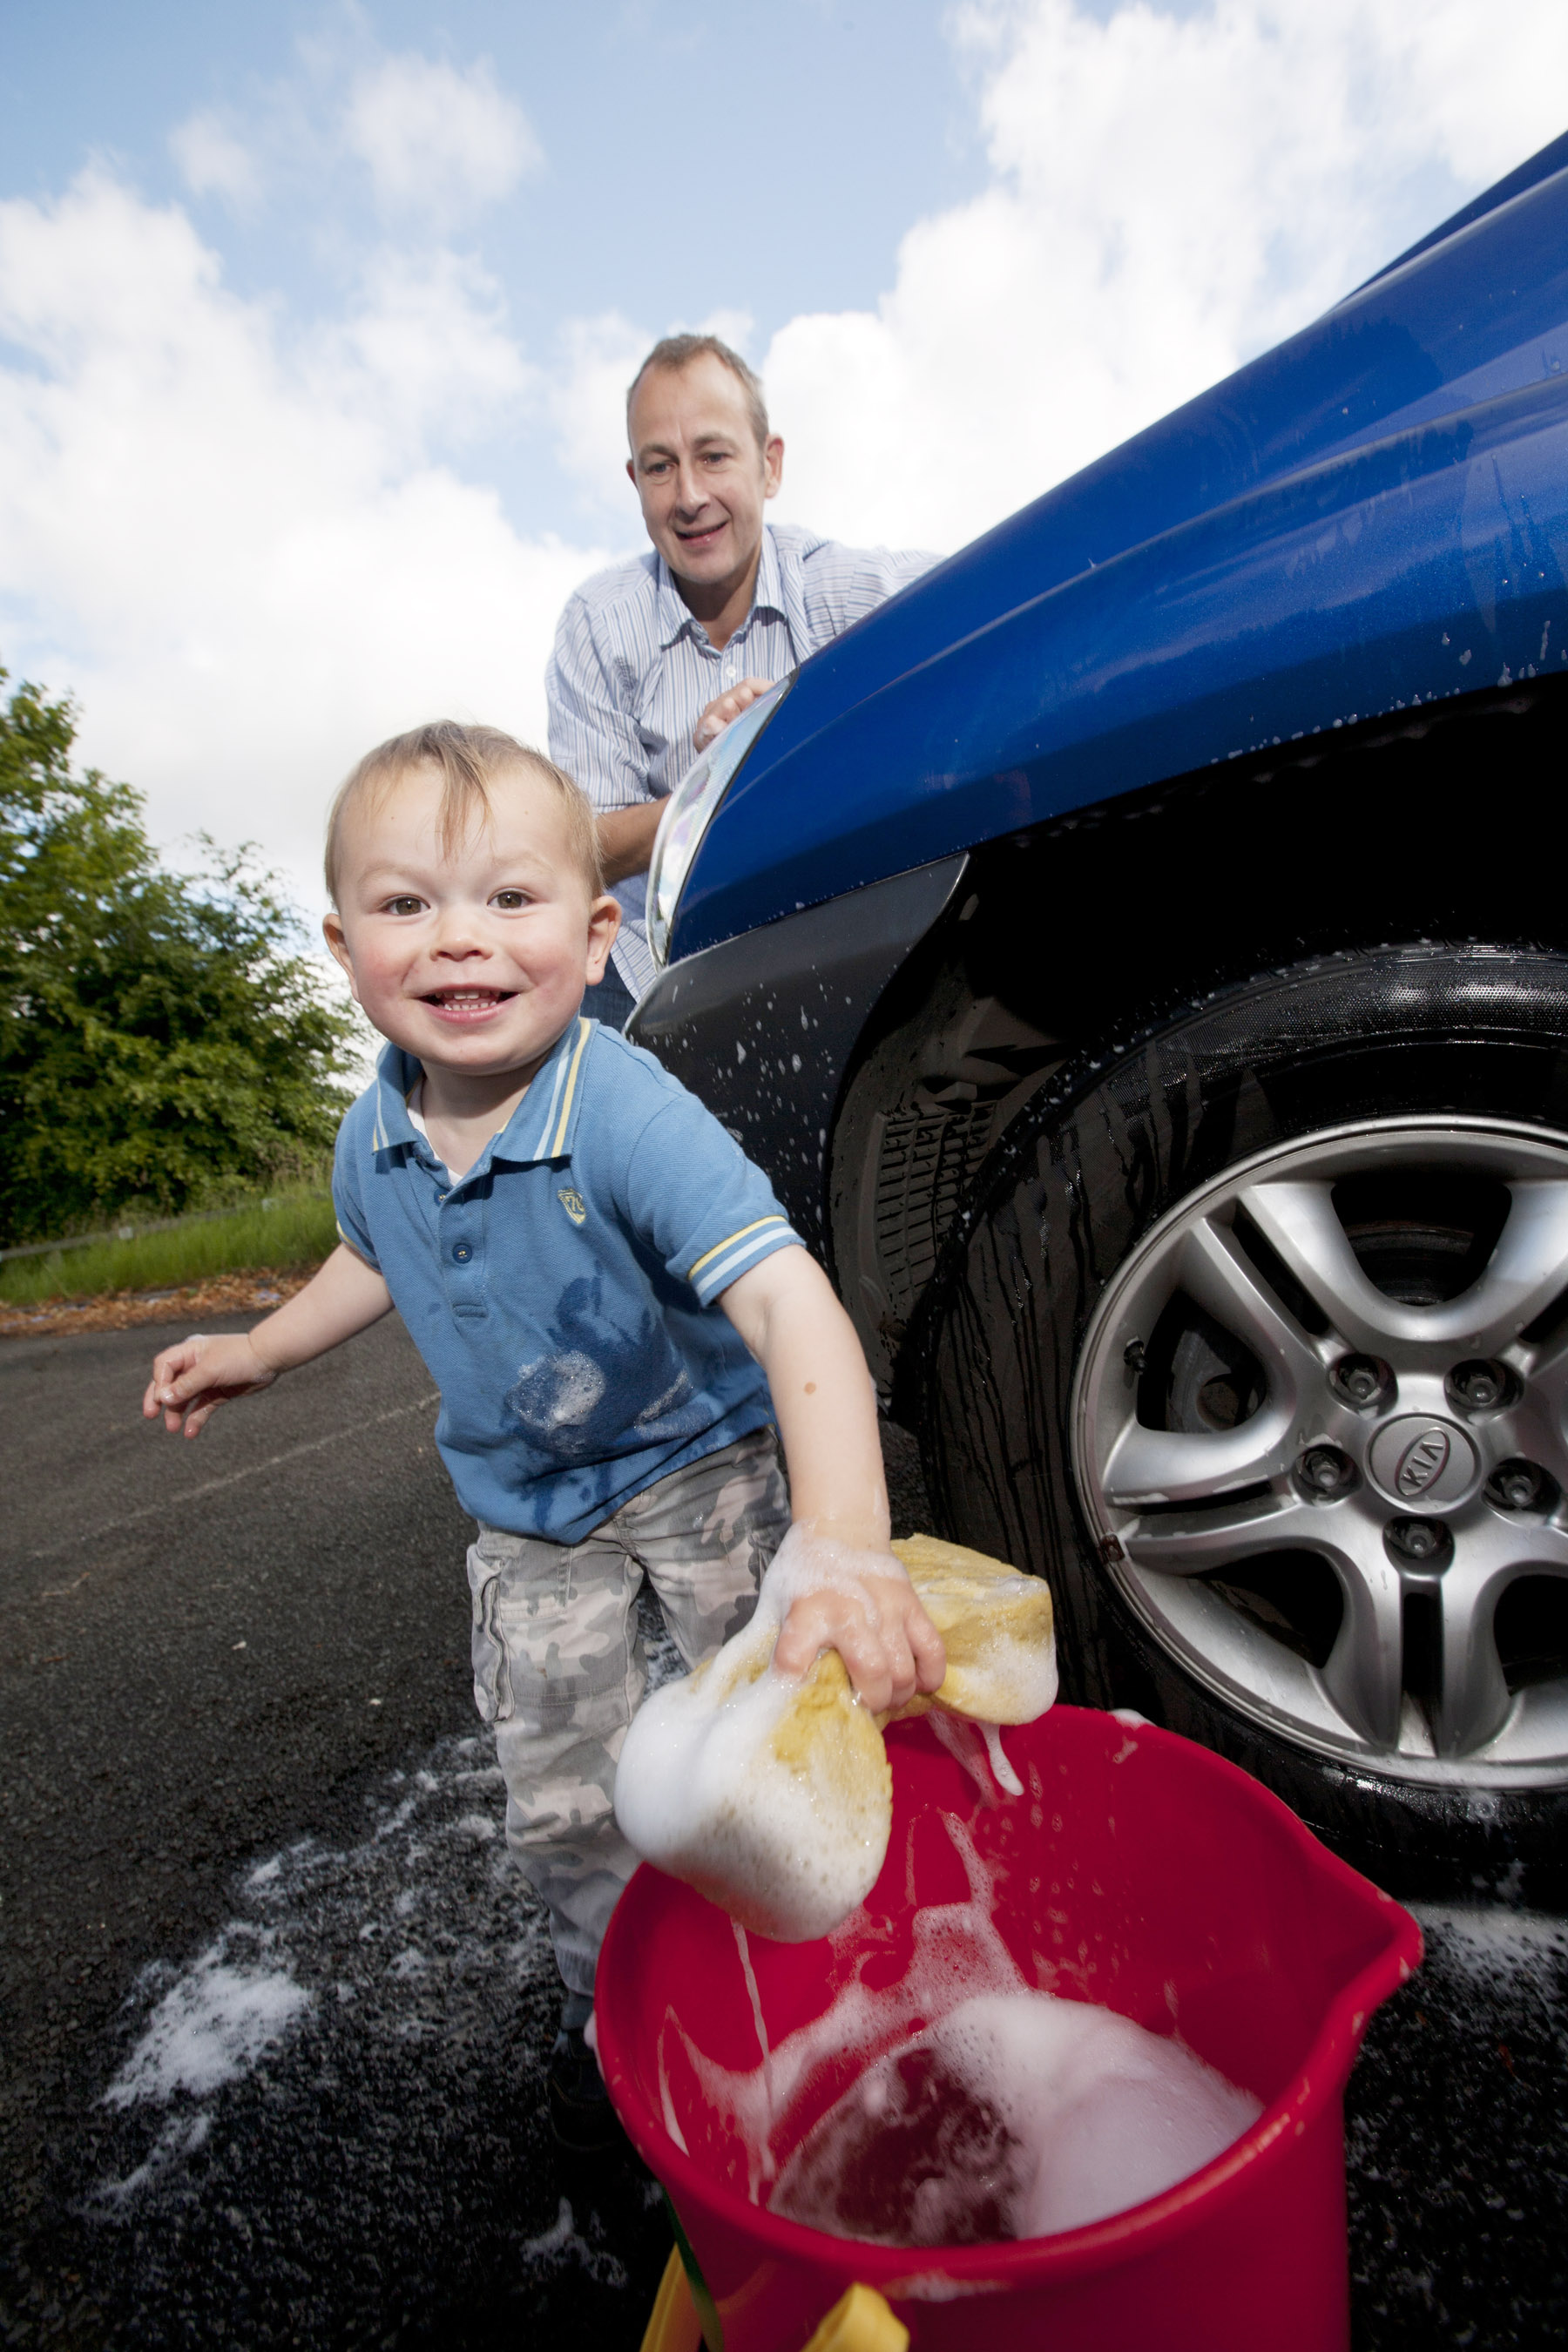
[688,1216,790,1283]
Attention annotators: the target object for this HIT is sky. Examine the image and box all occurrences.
[3,0,1567,934]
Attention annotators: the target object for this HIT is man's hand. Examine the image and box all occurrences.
[143,1332,278,1440]
[693,676,774,753]
[766,1525,947,1715]
[597,800,666,885]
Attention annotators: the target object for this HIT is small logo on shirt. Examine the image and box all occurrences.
[558,1187,587,1227]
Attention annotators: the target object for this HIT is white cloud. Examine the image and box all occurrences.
[343,53,543,225]
[4,0,1567,950]
[764,0,1568,550]
[168,112,262,211]
[0,172,605,917]
[324,246,537,453]
[698,308,758,362]
[548,308,651,515]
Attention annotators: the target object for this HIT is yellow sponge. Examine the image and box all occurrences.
[890,1534,1058,1725]
[615,1534,1055,1941]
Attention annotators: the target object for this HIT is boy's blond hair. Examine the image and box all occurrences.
[325,721,604,906]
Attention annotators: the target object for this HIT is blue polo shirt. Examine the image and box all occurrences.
[332,1017,804,1543]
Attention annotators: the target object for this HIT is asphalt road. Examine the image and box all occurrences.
[1,1315,1565,2348]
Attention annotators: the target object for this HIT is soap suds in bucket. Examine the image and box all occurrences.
[981,1723,1023,1798]
[771,1988,1260,2244]
[655,1813,1260,2240]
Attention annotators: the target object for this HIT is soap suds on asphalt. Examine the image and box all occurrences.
[104,1942,314,2108]
[59,1594,688,2345]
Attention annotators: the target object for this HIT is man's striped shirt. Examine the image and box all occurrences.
[546,521,936,997]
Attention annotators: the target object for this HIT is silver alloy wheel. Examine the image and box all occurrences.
[1071,1118,1568,1788]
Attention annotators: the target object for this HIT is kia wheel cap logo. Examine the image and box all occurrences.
[1396,1428,1451,1497]
[1368,1413,1477,1507]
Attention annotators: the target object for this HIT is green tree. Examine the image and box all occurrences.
[0,666,357,1245]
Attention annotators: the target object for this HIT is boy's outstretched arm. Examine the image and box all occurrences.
[142,1242,394,1439]
[719,1247,946,1713]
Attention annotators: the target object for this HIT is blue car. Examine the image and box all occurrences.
[632,132,1568,1903]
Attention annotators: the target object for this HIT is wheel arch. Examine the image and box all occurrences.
[828,674,1568,1409]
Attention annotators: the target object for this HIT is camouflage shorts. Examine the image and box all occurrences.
[466,1427,789,1998]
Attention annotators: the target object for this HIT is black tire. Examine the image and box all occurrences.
[912,942,1568,1906]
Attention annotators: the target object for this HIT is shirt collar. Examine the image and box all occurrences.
[369,1045,422,1157]
[368,1017,597,1180]
[753,523,787,620]
[653,522,784,650]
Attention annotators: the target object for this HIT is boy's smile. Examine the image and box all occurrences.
[323,760,620,1124]
[424,985,516,1024]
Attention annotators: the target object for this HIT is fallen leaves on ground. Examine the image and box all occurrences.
[0,1265,322,1340]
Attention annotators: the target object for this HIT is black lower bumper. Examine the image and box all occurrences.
[628,855,968,1247]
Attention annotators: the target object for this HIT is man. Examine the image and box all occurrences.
[546,334,936,1024]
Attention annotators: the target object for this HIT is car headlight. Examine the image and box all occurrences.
[646,677,792,970]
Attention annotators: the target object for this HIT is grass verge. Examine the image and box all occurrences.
[0,1189,338,1310]
[0,1267,318,1340]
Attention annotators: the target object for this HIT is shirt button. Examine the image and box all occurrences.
[452,1243,472,1263]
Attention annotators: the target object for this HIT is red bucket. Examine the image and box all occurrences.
[597,1705,1420,2352]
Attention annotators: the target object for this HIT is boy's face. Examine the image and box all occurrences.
[627,354,783,597]
[324,762,620,1083]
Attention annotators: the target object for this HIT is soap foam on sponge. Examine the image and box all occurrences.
[613,1531,1055,1942]
[617,1611,893,1944]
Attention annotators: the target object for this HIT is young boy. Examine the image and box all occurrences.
[144,721,944,2148]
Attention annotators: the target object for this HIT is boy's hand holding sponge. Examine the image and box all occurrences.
[614,1530,1057,1942]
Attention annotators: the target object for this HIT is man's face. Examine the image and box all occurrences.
[627,354,783,598]
[324,762,619,1084]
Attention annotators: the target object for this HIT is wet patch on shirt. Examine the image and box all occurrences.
[506,1273,708,1467]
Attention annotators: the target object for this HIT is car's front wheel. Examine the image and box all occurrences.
[915,943,1568,1903]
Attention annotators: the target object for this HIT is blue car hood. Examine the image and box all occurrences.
[672,132,1568,962]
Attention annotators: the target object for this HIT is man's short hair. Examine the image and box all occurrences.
[325,721,604,906]
[626,335,770,456]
